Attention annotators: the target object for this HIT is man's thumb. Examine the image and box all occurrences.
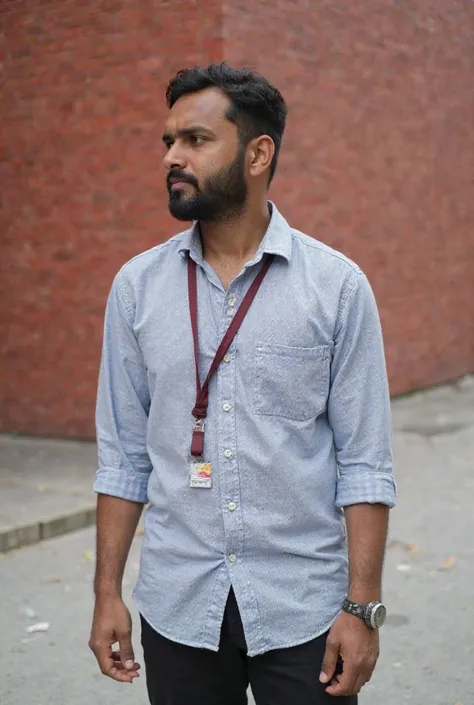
[119,632,135,670]
[319,636,339,684]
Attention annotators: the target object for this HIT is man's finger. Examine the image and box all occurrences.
[108,665,139,682]
[111,659,141,672]
[91,641,113,675]
[319,634,340,684]
[95,643,126,680]
[94,643,137,683]
[352,672,367,695]
[117,630,136,671]
[325,662,358,696]
[111,651,141,669]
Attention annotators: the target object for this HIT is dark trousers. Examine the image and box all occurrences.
[141,589,357,705]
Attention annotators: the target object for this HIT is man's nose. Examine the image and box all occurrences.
[164,142,187,171]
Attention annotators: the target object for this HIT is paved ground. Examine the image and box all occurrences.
[0,435,97,552]
[1,377,473,704]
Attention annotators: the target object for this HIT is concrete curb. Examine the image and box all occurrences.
[0,506,96,554]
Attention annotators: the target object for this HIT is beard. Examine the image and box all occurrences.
[167,147,248,223]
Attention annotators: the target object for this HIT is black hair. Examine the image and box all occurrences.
[166,63,287,183]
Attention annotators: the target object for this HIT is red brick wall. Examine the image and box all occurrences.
[224,0,474,396]
[1,0,222,437]
[1,0,473,438]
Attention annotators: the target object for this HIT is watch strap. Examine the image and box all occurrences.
[342,598,366,621]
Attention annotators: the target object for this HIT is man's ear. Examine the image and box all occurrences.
[247,135,275,178]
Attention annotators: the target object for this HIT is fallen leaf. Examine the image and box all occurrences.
[454,700,463,705]
[36,485,46,492]
[388,540,421,553]
[83,550,93,562]
[43,576,62,583]
[405,543,421,553]
[428,571,436,579]
[438,556,456,571]
[135,527,144,536]
[391,662,402,668]
[26,622,50,634]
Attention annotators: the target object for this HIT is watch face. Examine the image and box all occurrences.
[370,603,387,628]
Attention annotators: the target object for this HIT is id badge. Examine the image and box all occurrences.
[188,459,213,488]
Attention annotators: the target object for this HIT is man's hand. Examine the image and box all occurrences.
[89,594,141,683]
[319,612,379,696]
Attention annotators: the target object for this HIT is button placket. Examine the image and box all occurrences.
[220,346,239,563]
[224,286,239,318]
[218,282,243,567]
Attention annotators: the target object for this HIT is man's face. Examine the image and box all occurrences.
[162,88,248,222]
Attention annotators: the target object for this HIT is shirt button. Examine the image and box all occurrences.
[228,295,236,307]
[228,502,237,511]
[229,554,237,563]
[226,308,234,317]
[222,402,232,412]
[224,449,232,458]
[223,354,232,363]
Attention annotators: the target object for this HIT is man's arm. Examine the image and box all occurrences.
[321,503,389,697]
[89,271,152,684]
[320,269,396,697]
[90,496,144,683]
[345,502,389,604]
[94,495,143,598]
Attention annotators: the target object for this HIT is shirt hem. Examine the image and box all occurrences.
[134,589,342,658]
[133,592,220,652]
[247,610,342,657]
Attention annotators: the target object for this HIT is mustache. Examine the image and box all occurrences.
[167,170,199,189]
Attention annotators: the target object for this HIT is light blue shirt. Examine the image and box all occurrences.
[94,203,396,657]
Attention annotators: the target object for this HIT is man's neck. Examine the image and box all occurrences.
[199,200,271,265]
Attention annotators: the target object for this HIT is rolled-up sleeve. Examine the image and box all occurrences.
[328,270,397,509]
[94,270,152,503]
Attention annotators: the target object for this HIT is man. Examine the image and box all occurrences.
[89,63,396,705]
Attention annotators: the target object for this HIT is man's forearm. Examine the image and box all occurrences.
[94,494,144,597]
[344,503,389,603]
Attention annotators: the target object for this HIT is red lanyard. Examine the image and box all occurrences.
[188,253,274,458]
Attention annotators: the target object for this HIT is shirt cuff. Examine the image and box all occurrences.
[94,467,150,504]
[335,470,397,509]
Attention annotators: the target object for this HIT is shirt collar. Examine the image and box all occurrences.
[177,202,293,264]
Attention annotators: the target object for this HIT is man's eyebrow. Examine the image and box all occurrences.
[162,126,215,143]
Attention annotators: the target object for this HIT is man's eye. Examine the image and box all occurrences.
[190,135,205,146]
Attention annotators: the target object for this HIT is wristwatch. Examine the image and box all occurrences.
[342,598,387,629]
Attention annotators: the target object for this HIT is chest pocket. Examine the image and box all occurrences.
[253,343,331,421]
